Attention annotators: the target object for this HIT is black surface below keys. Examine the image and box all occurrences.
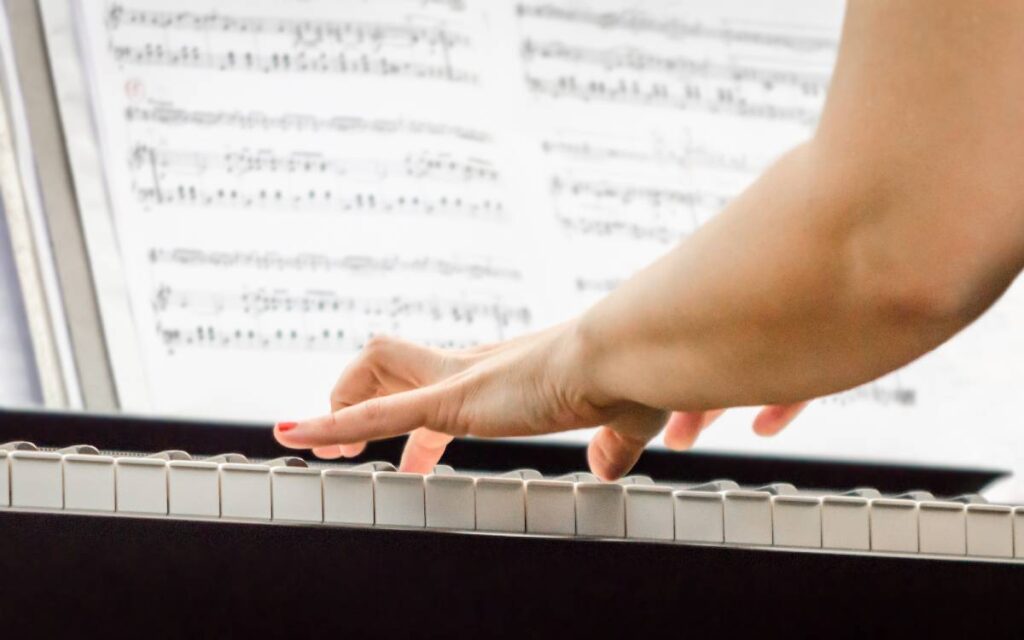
[0,509,1021,637]
[0,407,1008,494]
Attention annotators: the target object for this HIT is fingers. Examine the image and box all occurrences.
[587,427,649,481]
[312,445,343,459]
[315,336,454,460]
[587,406,665,480]
[752,401,809,437]
[337,442,367,457]
[662,409,725,451]
[275,386,448,448]
[399,428,454,474]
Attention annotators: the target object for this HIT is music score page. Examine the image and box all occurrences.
[63,0,1024,469]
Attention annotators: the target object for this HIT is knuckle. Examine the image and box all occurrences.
[363,335,394,358]
[429,385,470,437]
[330,381,346,406]
[361,396,387,425]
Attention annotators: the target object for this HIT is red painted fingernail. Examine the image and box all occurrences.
[276,421,298,433]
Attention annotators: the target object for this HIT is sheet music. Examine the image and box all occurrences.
[66,0,1024,470]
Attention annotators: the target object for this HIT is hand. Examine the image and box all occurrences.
[274,321,808,480]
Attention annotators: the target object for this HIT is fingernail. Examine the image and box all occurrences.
[275,421,298,433]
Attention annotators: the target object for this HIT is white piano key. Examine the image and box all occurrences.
[617,475,654,486]
[116,458,168,514]
[425,472,475,530]
[219,463,271,520]
[723,490,773,545]
[869,498,919,553]
[0,441,36,450]
[897,490,934,501]
[966,504,1013,558]
[10,450,64,509]
[323,461,396,526]
[0,450,10,507]
[771,495,821,548]
[475,476,526,533]
[270,466,323,523]
[845,488,882,498]
[206,453,248,464]
[557,472,599,483]
[1007,505,1024,557]
[0,442,36,508]
[954,493,987,505]
[918,501,966,555]
[759,483,798,496]
[323,469,374,526]
[1014,507,1024,559]
[149,450,191,461]
[575,482,625,538]
[624,484,673,541]
[505,469,543,480]
[525,479,575,535]
[58,445,100,455]
[673,490,725,543]
[373,472,425,528]
[267,456,307,467]
[62,453,115,512]
[821,495,871,551]
[168,460,220,517]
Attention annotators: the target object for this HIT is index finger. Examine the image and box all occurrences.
[275,385,446,448]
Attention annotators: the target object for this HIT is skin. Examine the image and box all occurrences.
[276,0,1024,480]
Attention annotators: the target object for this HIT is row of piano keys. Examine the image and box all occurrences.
[1,441,1021,560]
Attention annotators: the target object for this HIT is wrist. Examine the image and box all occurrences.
[559,313,621,410]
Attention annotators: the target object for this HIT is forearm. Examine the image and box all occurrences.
[576,1,1024,412]
[576,141,979,411]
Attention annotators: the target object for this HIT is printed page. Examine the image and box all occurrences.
[76,0,545,419]
[70,0,1024,470]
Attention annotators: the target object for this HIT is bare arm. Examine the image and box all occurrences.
[276,0,1024,479]
[582,0,1024,411]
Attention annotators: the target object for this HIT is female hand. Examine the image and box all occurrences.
[273,321,807,480]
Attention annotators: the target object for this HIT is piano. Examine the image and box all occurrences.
[0,408,1020,636]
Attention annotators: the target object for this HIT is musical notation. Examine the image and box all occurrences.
[522,39,829,96]
[524,72,821,123]
[107,5,470,49]
[129,145,500,183]
[516,4,834,123]
[147,249,523,281]
[515,4,838,54]
[156,323,482,354]
[106,4,477,82]
[550,177,727,212]
[111,45,478,83]
[541,138,754,174]
[153,285,530,324]
[554,214,689,244]
[125,104,491,142]
[132,182,506,219]
[574,276,622,294]
[151,284,532,354]
[548,176,727,241]
[822,379,918,408]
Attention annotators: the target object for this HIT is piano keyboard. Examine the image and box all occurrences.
[2,440,1021,562]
